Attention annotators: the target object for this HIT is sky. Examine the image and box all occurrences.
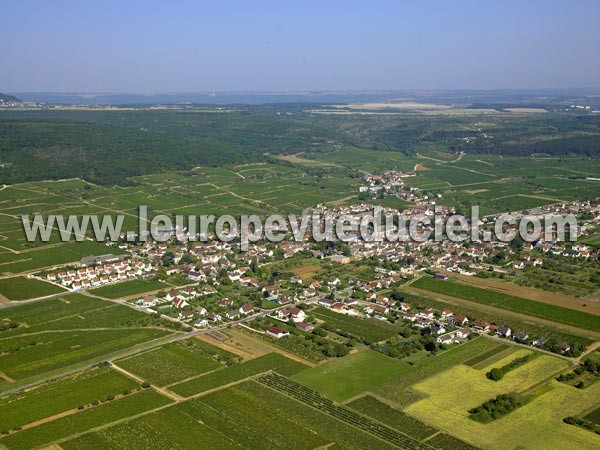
[2,0,600,93]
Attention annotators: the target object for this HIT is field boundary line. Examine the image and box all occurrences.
[111,363,184,402]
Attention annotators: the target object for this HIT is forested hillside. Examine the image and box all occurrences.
[0,93,21,102]
[1,107,599,185]
[0,110,353,185]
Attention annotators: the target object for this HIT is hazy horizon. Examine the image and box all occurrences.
[3,0,600,93]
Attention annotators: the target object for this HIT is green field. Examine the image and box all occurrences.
[0,328,172,381]
[115,340,224,386]
[0,276,66,300]
[61,381,397,450]
[0,294,177,383]
[0,367,139,431]
[347,395,438,440]
[291,349,410,401]
[0,294,165,336]
[373,337,500,407]
[0,389,172,450]
[258,372,431,449]
[463,343,512,367]
[0,241,127,275]
[314,306,398,343]
[412,276,600,332]
[168,352,308,397]
[90,279,170,299]
[403,352,598,450]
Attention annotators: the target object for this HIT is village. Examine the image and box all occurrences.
[30,193,600,362]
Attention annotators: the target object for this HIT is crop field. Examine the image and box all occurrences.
[0,111,599,449]
[455,273,600,314]
[346,395,478,449]
[347,395,438,440]
[403,354,599,450]
[168,352,308,397]
[373,337,500,407]
[312,146,419,171]
[0,367,139,431]
[0,241,127,275]
[188,336,240,362]
[0,327,171,381]
[115,340,224,386]
[463,343,512,368]
[411,277,600,332]
[0,163,364,278]
[258,372,433,450]
[89,279,170,299]
[426,434,481,450]
[314,307,398,343]
[0,295,176,382]
[0,294,177,383]
[291,349,410,401]
[311,150,600,215]
[58,402,241,450]
[580,233,600,246]
[0,294,178,380]
[61,380,398,450]
[0,294,164,337]
[0,294,111,330]
[0,389,172,450]
[0,276,66,300]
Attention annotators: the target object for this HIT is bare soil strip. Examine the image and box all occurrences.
[195,332,265,360]
[414,163,431,171]
[0,370,15,382]
[228,328,318,366]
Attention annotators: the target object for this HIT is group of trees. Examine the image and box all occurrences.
[557,357,600,389]
[469,393,526,423]
[486,354,534,381]
[563,416,600,434]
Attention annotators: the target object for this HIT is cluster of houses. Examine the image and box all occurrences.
[359,169,444,205]
[33,194,597,359]
[45,256,153,290]
[312,287,576,354]
[470,319,571,353]
[138,287,258,328]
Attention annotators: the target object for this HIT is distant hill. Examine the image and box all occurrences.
[0,93,21,102]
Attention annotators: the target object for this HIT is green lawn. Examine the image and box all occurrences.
[291,349,410,402]
[0,276,66,300]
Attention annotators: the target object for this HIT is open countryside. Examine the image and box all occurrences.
[2,2,600,448]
